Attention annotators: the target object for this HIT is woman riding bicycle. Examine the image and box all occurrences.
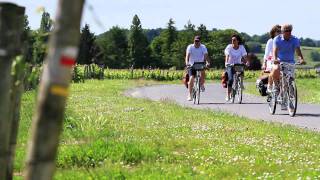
[185,35,210,101]
[224,34,248,102]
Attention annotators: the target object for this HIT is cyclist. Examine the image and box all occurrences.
[272,24,305,110]
[258,25,281,95]
[224,34,248,101]
[185,35,210,101]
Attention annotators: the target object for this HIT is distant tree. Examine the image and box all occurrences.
[77,24,96,64]
[98,26,128,68]
[300,38,316,47]
[311,50,320,62]
[246,41,262,53]
[258,33,269,43]
[197,24,209,42]
[33,11,52,64]
[39,11,52,33]
[144,28,162,42]
[184,20,195,32]
[21,15,35,64]
[128,15,150,68]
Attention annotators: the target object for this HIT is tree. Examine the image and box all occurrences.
[184,20,195,32]
[311,50,320,62]
[77,24,96,64]
[246,41,262,53]
[128,15,150,68]
[39,11,52,33]
[98,26,128,68]
[22,15,35,64]
[197,24,209,42]
[33,11,52,64]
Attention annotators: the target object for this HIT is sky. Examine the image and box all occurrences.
[2,0,319,40]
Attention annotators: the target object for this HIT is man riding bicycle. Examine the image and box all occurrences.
[185,35,210,101]
[271,24,305,110]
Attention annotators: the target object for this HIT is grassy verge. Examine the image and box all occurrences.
[246,78,320,104]
[16,80,320,179]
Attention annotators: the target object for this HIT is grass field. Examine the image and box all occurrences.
[15,79,320,179]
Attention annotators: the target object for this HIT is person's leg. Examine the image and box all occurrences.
[269,64,280,91]
[226,67,234,100]
[187,69,196,100]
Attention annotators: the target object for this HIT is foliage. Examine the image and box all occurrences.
[32,11,52,64]
[77,24,96,65]
[310,50,320,62]
[128,15,150,68]
[246,41,262,53]
[97,26,129,68]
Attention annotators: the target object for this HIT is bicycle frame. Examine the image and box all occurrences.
[189,62,205,105]
[268,62,297,116]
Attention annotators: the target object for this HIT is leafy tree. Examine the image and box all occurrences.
[98,26,128,68]
[21,15,35,64]
[128,15,150,68]
[39,11,52,33]
[197,24,209,42]
[77,24,96,64]
[311,50,320,62]
[246,41,262,53]
[33,11,52,64]
[184,20,195,32]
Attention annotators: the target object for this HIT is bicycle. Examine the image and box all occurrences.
[227,64,245,104]
[268,62,299,117]
[188,62,206,105]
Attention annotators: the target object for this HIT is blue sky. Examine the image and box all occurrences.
[3,0,319,40]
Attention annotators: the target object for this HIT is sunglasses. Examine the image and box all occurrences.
[194,40,200,43]
[283,30,291,33]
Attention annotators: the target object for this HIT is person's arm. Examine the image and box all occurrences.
[296,47,306,64]
[204,53,210,67]
[263,40,272,69]
[185,46,190,66]
[185,53,190,66]
[273,46,279,64]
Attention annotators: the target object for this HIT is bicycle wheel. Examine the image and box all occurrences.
[287,80,297,117]
[196,76,201,104]
[231,75,237,103]
[193,77,199,104]
[237,77,243,104]
[268,84,277,114]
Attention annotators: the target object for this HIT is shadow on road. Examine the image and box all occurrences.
[295,113,320,117]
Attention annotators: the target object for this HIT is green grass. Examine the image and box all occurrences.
[16,79,320,179]
[246,78,320,104]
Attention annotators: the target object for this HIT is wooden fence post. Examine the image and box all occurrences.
[0,3,25,179]
[25,0,84,179]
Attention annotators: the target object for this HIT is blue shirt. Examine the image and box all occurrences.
[273,34,300,63]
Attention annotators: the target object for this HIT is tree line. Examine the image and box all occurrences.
[24,12,320,70]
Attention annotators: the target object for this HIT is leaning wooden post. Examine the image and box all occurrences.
[25,0,84,179]
[0,3,25,179]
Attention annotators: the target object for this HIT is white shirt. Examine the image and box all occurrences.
[224,44,247,64]
[186,44,208,65]
[263,38,273,71]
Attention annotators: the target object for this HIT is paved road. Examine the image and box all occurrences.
[126,83,320,132]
